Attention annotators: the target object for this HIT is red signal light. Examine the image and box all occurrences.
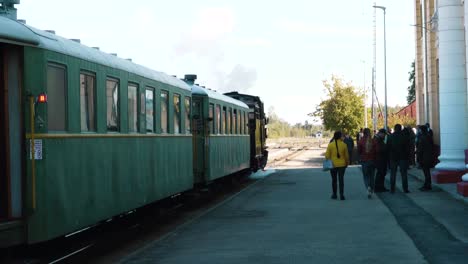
[37,94,47,103]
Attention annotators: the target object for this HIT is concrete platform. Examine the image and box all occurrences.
[121,167,429,264]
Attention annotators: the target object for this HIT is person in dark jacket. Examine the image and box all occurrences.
[387,124,411,193]
[374,128,389,192]
[408,126,416,167]
[417,125,434,191]
[343,131,354,165]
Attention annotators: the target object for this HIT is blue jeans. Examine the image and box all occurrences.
[361,160,375,191]
[390,159,409,191]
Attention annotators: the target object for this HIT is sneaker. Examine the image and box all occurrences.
[340,195,346,200]
[404,190,410,193]
[331,194,337,199]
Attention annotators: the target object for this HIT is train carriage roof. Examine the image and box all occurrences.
[0,16,190,91]
[191,85,249,109]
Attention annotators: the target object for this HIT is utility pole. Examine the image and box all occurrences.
[372,3,377,131]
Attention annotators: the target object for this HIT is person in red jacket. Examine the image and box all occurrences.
[358,128,376,198]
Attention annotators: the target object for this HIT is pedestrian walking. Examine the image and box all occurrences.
[325,131,349,201]
[358,128,376,198]
[343,131,354,165]
[374,128,389,192]
[387,124,411,193]
[417,125,434,191]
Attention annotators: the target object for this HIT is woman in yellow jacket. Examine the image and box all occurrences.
[325,131,350,200]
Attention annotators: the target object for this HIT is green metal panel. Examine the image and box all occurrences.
[207,135,250,181]
[26,136,193,243]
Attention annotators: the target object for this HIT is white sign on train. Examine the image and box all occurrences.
[29,139,43,160]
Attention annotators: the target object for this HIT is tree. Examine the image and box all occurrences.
[407,61,416,104]
[312,76,364,136]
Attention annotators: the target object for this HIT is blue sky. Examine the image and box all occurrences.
[19,0,415,125]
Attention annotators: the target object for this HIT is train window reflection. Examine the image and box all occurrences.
[216,105,221,134]
[174,94,181,134]
[128,84,138,133]
[185,97,191,134]
[161,90,168,133]
[145,88,154,133]
[106,78,119,132]
[47,64,67,131]
[80,72,96,132]
[222,106,226,134]
[209,104,214,134]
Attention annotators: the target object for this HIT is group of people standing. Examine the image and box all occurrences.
[325,123,435,200]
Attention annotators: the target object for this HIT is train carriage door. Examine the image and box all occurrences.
[0,44,23,221]
[192,97,205,183]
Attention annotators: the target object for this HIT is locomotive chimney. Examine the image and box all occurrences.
[0,0,20,20]
[183,74,197,85]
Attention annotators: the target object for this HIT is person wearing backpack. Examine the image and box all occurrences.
[325,131,350,201]
[358,128,376,198]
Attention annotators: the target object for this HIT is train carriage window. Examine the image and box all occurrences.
[145,88,154,133]
[160,90,168,133]
[209,104,214,134]
[216,104,221,134]
[227,108,232,134]
[237,110,241,134]
[233,109,237,134]
[174,94,181,134]
[240,111,243,134]
[185,97,191,134]
[245,112,248,134]
[47,63,67,131]
[222,106,226,134]
[106,78,119,132]
[128,83,138,133]
[80,72,96,132]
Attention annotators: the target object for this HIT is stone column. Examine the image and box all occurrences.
[434,0,468,177]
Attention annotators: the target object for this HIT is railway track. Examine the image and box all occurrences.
[267,144,315,167]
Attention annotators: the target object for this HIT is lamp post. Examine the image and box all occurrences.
[361,60,368,128]
[373,5,388,131]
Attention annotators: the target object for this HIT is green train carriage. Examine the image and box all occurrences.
[184,75,251,184]
[0,13,194,246]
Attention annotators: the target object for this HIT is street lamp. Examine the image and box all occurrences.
[373,5,388,131]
